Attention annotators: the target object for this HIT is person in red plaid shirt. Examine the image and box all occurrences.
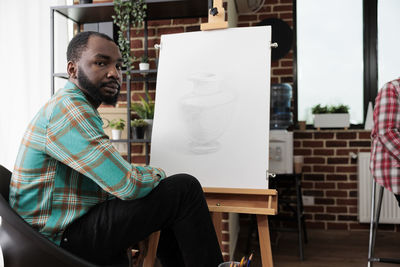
[10,31,223,267]
[370,78,400,207]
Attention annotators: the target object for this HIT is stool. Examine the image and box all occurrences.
[245,173,307,260]
[367,181,400,266]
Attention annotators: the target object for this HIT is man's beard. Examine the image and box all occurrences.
[77,68,120,106]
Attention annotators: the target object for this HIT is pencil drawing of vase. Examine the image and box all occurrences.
[180,73,236,154]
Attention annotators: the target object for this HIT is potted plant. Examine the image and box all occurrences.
[131,119,148,139]
[109,118,126,139]
[112,0,147,76]
[131,93,155,139]
[312,104,350,128]
[139,55,150,71]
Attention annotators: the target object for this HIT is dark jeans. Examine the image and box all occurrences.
[60,174,223,267]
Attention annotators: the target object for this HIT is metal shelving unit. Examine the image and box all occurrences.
[50,1,207,164]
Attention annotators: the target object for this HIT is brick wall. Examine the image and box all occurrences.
[295,129,400,232]
[236,0,293,84]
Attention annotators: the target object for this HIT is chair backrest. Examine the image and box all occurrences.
[0,165,11,201]
[0,165,97,267]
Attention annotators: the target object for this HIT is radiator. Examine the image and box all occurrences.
[358,152,400,223]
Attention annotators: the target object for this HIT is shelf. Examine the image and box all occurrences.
[51,1,207,23]
[53,73,69,79]
[53,70,157,82]
[131,69,157,75]
[110,139,151,143]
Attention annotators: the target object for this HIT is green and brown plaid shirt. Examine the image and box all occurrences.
[9,81,165,245]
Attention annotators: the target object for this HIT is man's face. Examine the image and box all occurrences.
[72,36,123,106]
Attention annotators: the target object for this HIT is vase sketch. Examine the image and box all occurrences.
[180,73,236,154]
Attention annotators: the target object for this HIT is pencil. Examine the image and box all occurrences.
[239,256,245,267]
[247,253,254,266]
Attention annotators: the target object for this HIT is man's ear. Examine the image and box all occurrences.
[67,61,77,79]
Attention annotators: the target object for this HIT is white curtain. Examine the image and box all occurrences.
[0,0,70,170]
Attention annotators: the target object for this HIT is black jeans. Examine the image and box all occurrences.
[60,174,223,267]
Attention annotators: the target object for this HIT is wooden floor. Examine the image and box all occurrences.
[234,228,400,267]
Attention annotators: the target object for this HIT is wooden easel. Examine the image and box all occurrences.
[144,2,278,266]
[205,188,278,267]
[201,2,278,266]
[200,0,228,31]
[143,4,230,264]
[143,188,277,267]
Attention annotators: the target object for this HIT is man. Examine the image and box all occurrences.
[370,78,400,207]
[9,31,223,266]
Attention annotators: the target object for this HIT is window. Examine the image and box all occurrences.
[296,0,364,124]
[378,0,400,89]
[0,0,70,169]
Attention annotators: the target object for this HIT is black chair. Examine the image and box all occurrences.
[0,164,96,267]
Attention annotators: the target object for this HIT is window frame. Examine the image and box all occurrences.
[293,0,378,128]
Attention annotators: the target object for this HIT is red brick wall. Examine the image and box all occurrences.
[237,0,294,84]
[295,129,400,231]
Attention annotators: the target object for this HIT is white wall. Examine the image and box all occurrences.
[0,0,69,170]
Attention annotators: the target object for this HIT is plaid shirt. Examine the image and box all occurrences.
[9,81,165,245]
[370,78,400,194]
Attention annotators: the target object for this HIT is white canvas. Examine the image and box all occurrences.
[150,26,271,189]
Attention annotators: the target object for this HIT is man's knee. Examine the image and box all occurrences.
[166,173,202,192]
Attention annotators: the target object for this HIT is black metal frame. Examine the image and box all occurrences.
[269,173,308,260]
[293,0,378,128]
[368,182,400,266]
[363,0,378,120]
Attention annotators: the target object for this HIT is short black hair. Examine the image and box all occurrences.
[66,31,116,62]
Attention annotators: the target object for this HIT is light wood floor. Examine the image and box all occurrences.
[234,229,400,267]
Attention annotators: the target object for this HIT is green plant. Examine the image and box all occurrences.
[311,104,329,114]
[112,0,147,75]
[140,55,149,63]
[131,93,155,119]
[329,104,350,113]
[131,118,148,127]
[311,104,349,114]
[110,118,126,130]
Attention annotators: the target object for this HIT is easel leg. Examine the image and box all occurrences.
[143,231,160,267]
[211,212,223,249]
[257,215,273,267]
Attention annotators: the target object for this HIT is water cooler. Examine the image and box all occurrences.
[269,84,293,174]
